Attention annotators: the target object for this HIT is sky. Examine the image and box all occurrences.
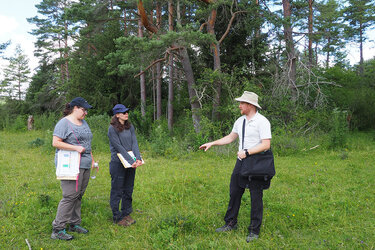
[0,0,40,74]
[0,0,374,84]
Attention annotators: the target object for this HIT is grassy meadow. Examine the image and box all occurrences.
[0,130,374,249]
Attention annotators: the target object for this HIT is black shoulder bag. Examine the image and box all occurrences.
[240,119,276,181]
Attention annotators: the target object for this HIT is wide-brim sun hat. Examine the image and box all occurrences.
[113,104,130,115]
[235,91,262,109]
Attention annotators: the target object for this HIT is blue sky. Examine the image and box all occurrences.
[0,0,40,73]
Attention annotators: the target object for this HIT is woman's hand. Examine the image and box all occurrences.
[75,145,86,153]
[237,150,247,160]
[131,161,138,168]
[136,160,143,166]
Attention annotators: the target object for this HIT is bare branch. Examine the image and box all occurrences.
[138,0,158,34]
[25,239,31,250]
[218,11,247,44]
[134,47,183,78]
[199,22,207,31]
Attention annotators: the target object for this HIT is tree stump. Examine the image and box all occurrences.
[27,115,34,131]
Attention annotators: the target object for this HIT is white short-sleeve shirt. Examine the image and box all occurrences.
[232,112,272,151]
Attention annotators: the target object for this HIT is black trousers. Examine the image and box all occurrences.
[224,159,270,235]
[109,161,136,223]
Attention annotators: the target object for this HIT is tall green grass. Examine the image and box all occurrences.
[0,131,374,249]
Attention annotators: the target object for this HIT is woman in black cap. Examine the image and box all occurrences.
[51,97,94,240]
[107,104,143,227]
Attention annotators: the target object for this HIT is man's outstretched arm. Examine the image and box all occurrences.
[199,132,238,151]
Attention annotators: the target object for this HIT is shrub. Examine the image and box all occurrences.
[328,108,348,149]
[8,115,27,131]
[149,119,175,157]
[128,109,153,136]
[33,113,60,131]
[85,114,111,152]
[28,138,45,148]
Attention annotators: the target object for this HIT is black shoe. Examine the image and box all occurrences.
[215,223,237,232]
[69,224,89,234]
[51,229,74,240]
[246,232,259,242]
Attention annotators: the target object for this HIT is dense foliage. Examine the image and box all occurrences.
[1,0,375,141]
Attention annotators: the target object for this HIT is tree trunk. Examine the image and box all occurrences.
[359,22,364,76]
[326,37,330,69]
[255,0,261,38]
[315,42,318,66]
[18,79,21,100]
[208,9,222,121]
[308,0,314,67]
[156,2,162,120]
[123,3,127,36]
[180,47,201,133]
[282,0,297,100]
[176,0,181,27]
[58,38,64,84]
[152,66,156,120]
[138,9,146,117]
[64,20,69,82]
[156,62,162,120]
[168,1,174,130]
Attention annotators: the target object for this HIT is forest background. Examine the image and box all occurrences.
[1,0,375,144]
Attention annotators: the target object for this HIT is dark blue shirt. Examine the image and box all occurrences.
[108,125,141,165]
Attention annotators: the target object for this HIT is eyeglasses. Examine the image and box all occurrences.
[79,107,88,113]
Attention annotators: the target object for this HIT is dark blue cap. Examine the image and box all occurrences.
[113,104,130,114]
[70,97,92,109]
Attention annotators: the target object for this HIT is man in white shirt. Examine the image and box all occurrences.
[199,91,272,242]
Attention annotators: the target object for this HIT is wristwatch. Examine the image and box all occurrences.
[245,149,250,157]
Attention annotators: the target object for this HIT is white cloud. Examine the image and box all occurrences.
[0,15,18,36]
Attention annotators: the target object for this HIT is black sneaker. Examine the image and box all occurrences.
[246,232,259,242]
[51,229,74,240]
[215,223,238,232]
[69,225,89,234]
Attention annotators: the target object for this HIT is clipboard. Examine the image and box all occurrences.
[56,150,80,180]
[117,151,144,168]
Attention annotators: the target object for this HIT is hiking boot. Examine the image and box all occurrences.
[215,223,237,232]
[51,229,74,240]
[124,215,136,225]
[69,224,89,234]
[117,217,131,227]
[246,232,259,242]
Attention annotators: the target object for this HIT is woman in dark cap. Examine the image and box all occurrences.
[107,104,143,227]
[51,97,94,240]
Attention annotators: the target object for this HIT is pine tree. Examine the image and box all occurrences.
[315,0,345,68]
[0,41,10,58]
[343,0,375,75]
[27,0,74,83]
[2,45,31,100]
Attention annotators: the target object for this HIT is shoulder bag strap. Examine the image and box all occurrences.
[242,118,246,150]
[67,122,81,145]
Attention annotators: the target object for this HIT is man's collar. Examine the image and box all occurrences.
[244,111,258,121]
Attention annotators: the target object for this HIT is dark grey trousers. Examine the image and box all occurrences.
[52,168,90,230]
[224,159,270,235]
[109,161,136,223]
